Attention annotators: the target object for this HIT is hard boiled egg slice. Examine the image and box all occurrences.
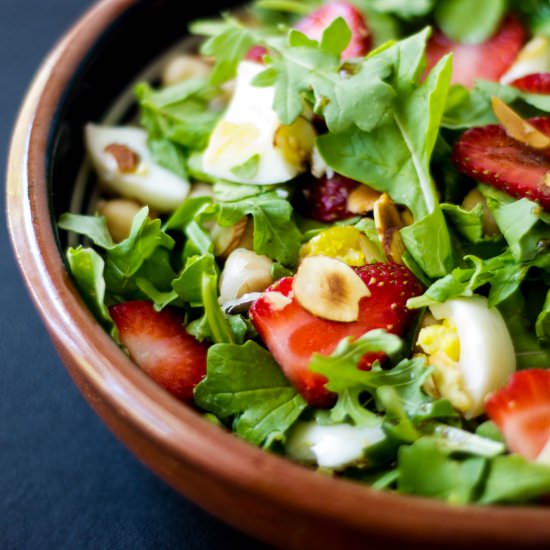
[85,124,190,212]
[418,296,516,419]
[286,421,386,470]
[500,36,550,85]
[202,60,316,185]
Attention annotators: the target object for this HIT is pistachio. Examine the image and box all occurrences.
[292,256,370,323]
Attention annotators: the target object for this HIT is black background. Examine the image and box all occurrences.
[1,1,263,548]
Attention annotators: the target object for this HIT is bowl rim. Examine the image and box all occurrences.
[6,0,550,545]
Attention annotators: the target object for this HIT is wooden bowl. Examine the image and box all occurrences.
[7,1,550,547]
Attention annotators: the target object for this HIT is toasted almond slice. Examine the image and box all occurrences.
[373,193,406,265]
[346,185,381,215]
[293,256,370,323]
[491,96,550,150]
[211,218,248,258]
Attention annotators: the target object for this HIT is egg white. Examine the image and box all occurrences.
[429,296,516,419]
[85,124,190,212]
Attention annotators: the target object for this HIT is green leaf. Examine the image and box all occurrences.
[362,0,436,18]
[217,192,302,265]
[66,247,116,337]
[434,0,507,45]
[397,438,487,504]
[441,202,484,243]
[192,17,259,85]
[319,17,352,57]
[479,455,550,504]
[318,35,455,277]
[58,213,114,249]
[194,341,307,446]
[230,154,261,180]
[536,290,550,342]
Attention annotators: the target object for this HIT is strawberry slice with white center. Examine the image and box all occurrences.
[296,1,371,60]
[452,117,550,211]
[425,15,525,88]
[110,301,208,401]
[512,73,550,94]
[249,263,423,408]
[485,369,550,463]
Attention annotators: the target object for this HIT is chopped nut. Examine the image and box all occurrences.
[162,54,211,86]
[346,185,381,215]
[104,143,140,173]
[293,256,370,323]
[373,193,406,264]
[491,96,550,150]
[211,218,249,258]
[97,198,142,242]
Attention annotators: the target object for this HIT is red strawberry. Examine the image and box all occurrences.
[110,301,208,401]
[511,73,550,94]
[249,263,423,408]
[425,15,525,87]
[245,45,268,63]
[485,370,550,461]
[296,1,371,60]
[297,173,359,222]
[452,117,550,210]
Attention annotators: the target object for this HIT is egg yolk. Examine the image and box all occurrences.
[417,319,473,413]
[300,226,371,266]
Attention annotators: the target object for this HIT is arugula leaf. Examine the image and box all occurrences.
[194,341,307,446]
[217,191,302,265]
[397,438,487,504]
[359,0,436,18]
[536,290,550,342]
[434,0,507,45]
[66,247,116,337]
[135,79,220,152]
[230,154,261,179]
[191,17,260,85]
[253,20,395,131]
[479,455,550,504]
[441,202,484,243]
[318,31,455,277]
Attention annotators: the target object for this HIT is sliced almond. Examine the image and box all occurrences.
[373,193,406,265]
[491,96,550,150]
[97,198,142,242]
[293,256,370,323]
[211,218,248,258]
[346,185,381,215]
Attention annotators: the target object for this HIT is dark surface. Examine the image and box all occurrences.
[1,1,263,548]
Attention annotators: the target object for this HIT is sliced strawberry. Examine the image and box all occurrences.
[485,370,550,461]
[249,263,423,407]
[426,15,525,87]
[296,1,371,60]
[297,173,359,222]
[511,73,550,94]
[452,117,550,210]
[245,45,268,63]
[110,301,208,401]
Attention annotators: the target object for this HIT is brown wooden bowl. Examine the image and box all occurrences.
[6,1,550,547]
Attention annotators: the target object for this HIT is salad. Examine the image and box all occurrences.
[59,0,550,505]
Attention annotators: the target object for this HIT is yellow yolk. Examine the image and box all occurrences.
[300,226,372,267]
[417,320,473,414]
